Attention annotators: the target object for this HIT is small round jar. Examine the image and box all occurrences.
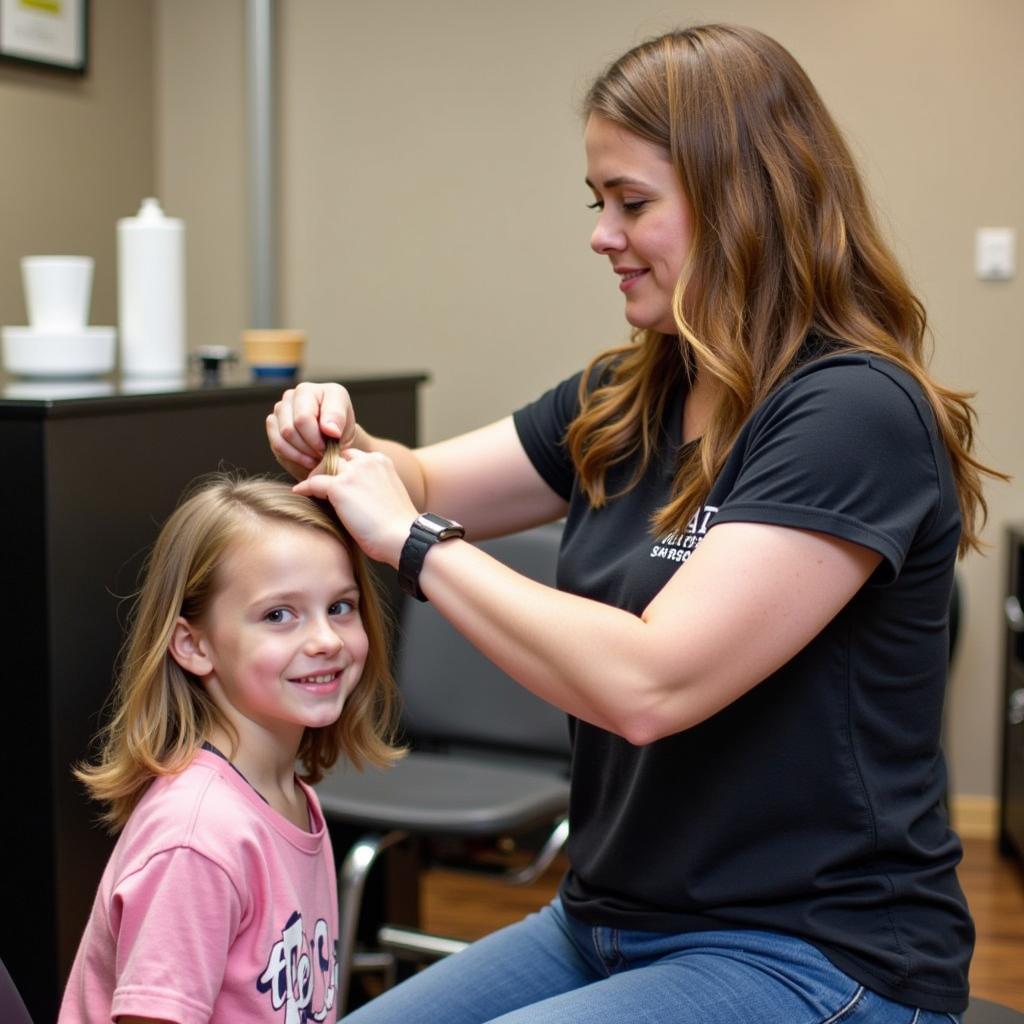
[242,328,306,379]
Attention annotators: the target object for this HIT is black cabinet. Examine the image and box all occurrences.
[1000,525,1024,865]
[0,372,424,1023]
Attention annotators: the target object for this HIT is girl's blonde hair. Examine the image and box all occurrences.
[571,24,1003,554]
[77,462,402,831]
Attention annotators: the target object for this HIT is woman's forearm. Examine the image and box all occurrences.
[416,538,663,742]
[410,522,881,745]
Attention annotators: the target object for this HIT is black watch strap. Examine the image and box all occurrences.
[398,513,465,602]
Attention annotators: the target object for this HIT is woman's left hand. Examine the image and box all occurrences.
[292,448,418,567]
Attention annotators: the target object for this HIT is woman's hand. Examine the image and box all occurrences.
[266,382,357,480]
[294,448,419,566]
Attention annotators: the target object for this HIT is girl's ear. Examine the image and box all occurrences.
[168,617,213,678]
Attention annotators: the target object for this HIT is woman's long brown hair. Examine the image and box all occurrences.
[570,24,1003,554]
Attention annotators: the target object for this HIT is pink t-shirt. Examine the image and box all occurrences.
[58,749,339,1023]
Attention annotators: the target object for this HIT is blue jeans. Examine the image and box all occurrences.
[344,900,962,1023]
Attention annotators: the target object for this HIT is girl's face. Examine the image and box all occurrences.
[585,114,694,335]
[182,520,369,752]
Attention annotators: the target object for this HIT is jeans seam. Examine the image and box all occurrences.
[821,984,865,1024]
[611,927,624,971]
[591,926,613,977]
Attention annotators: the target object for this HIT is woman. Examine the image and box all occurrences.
[269,24,995,1023]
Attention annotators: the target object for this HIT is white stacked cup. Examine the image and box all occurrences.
[21,256,94,331]
[2,255,116,378]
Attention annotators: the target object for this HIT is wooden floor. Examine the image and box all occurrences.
[957,838,1024,1009]
[422,837,1024,1011]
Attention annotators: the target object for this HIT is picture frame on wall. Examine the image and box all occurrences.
[0,0,88,75]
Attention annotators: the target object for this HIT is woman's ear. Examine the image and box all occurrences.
[168,617,213,678]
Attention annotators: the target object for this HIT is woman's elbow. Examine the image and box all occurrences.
[588,662,692,745]
[617,716,661,747]
[614,690,688,746]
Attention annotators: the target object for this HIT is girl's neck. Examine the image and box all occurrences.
[205,724,310,830]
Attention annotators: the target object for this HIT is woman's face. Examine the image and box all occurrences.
[585,115,693,335]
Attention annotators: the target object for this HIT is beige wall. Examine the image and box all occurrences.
[159,0,1022,801]
[1,0,1013,806]
[0,0,155,331]
[153,0,247,352]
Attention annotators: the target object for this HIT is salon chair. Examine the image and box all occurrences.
[966,997,1024,1022]
[316,522,571,1016]
[0,957,34,1024]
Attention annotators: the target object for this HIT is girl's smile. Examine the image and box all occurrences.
[290,670,342,689]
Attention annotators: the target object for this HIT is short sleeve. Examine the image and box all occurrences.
[712,360,943,579]
[512,371,585,501]
[108,847,244,1024]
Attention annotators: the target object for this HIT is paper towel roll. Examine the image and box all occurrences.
[118,198,186,377]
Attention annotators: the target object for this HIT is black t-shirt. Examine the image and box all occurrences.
[512,352,973,1013]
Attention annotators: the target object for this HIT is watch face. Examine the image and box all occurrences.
[417,512,464,539]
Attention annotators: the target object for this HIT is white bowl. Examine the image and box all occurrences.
[3,380,115,400]
[2,325,116,378]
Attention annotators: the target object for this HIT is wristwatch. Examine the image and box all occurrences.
[398,513,466,602]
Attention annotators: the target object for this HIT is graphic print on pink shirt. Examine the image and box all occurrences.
[258,909,338,1022]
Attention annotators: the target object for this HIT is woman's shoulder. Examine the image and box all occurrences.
[734,345,948,489]
[772,346,937,436]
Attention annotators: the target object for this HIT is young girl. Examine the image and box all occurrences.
[58,473,402,1024]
